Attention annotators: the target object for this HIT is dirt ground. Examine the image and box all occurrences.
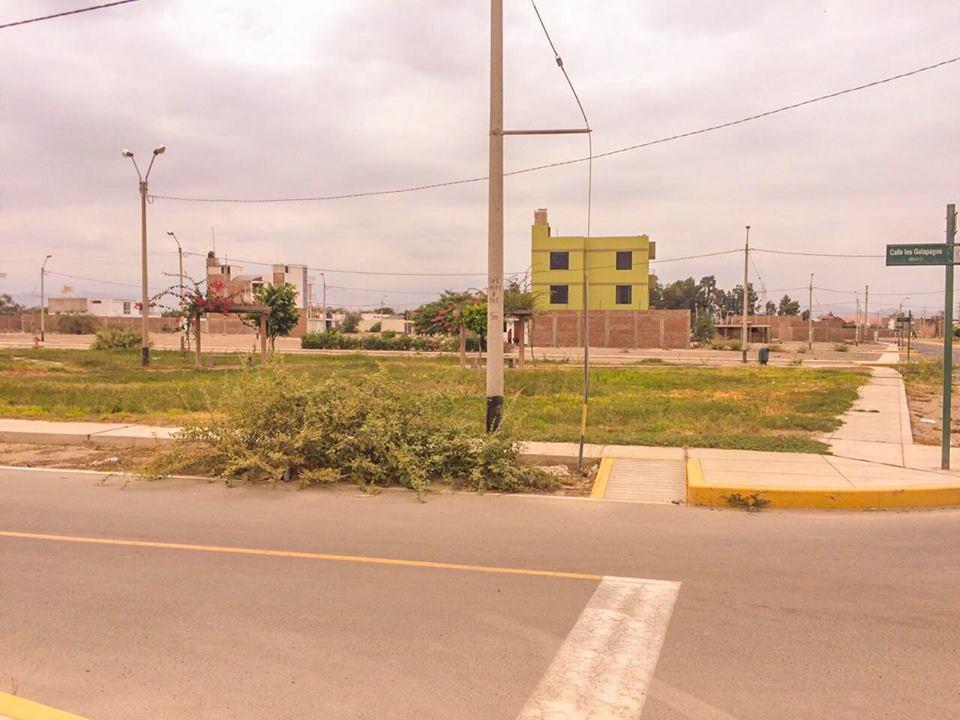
[0,442,159,471]
[903,381,960,446]
[0,442,595,496]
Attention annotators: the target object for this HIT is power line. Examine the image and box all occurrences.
[182,247,739,278]
[753,248,885,258]
[0,0,139,30]
[150,53,960,204]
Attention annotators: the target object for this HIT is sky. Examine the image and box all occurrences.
[1,0,959,317]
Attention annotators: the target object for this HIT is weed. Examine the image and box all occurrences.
[724,492,770,511]
[834,343,850,352]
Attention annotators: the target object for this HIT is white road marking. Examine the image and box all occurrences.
[516,576,680,719]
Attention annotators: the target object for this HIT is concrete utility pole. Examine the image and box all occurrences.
[486,0,505,432]
[864,285,869,342]
[855,292,861,345]
[808,273,814,351]
[122,145,166,367]
[166,232,185,354]
[484,0,590,432]
[40,254,52,341]
[942,203,956,470]
[741,225,750,363]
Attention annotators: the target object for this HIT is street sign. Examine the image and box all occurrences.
[886,243,952,266]
[896,316,910,324]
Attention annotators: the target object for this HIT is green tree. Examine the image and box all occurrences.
[341,311,361,333]
[777,294,801,316]
[0,293,23,315]
[463,302,487,339]
[411,290,481,335]
[721,283,759,317]
[253,283,300,350]
[692,312,716,344]
[764,300,777,315]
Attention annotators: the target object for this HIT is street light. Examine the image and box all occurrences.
[122,145,166,367]
[166,231,185,354]
[318,271,327,331]
[40,254,52,342]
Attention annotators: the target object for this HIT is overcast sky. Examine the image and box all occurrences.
[1,0,959,315]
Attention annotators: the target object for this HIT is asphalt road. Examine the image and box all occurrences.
[2,468,959,719]
[911,339,960,364]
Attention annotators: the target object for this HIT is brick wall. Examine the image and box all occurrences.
[531,309,690,348]
[724,315,859,343]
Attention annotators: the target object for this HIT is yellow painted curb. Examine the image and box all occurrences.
[0,692,89,720]
[591,457,614,499]
[685,458,960,509]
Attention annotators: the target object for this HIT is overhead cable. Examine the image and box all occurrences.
[150,54,960,204]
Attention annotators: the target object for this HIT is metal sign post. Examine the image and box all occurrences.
[886,205,956,469]
[943,205,956,470]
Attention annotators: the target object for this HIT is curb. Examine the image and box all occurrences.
[0,691,88,720]
[590,457,613,499]
[685,458,960,510]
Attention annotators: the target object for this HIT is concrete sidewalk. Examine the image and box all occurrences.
[0,419,176,447]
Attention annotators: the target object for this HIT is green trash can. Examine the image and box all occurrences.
[758,347,770,365]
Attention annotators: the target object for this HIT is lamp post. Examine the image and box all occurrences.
[122,145,166,367]
[40,254,52,341]
[166,231,185,354]
[319,272,327,331]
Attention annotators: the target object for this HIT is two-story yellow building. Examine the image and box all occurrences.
[530,208,655,310]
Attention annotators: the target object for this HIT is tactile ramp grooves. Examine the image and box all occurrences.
[604,459,685,503]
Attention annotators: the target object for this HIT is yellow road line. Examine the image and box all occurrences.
[0,530,601,582]
[0,691,88,720]
[591,457,613,499]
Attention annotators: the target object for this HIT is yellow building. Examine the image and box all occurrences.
[530,208,655,311]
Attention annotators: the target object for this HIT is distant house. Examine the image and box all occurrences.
[528,208,689,348]
[48,296,152,317]
[205,252,315,311]
[530,207,655,312]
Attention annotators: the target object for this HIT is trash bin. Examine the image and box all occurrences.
[758,347,770,365]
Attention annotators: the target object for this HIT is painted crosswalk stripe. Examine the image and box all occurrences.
[516,576,680,719]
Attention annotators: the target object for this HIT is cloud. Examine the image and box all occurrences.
[0,0,958,314]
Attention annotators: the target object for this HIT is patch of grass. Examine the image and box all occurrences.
[0,348,869,453]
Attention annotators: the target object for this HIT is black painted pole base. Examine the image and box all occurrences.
[486,395,503,433]
[141,346,150,367]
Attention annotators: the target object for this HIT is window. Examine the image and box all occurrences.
[616,251,632,270]
[550,285,569,304]
[616,285,632,305]
[549,251,569,270]
[122,301,131,315]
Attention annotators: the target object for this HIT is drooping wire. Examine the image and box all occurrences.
[529,0,593,468]
[0,0,140,30]
[150,53,960,204]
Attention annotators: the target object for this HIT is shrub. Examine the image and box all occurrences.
[710,339,742,351]
[834,343,849,352]
[302,331,458,353]
[145,367,556,499]
[301,331,361,350]
[369,322,381,333]
[767,343,785,353]
[91,327,142,350]
[57,313,98,334]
